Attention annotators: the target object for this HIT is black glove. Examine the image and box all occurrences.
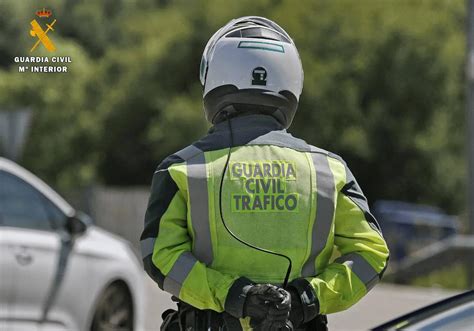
[224,278,291,330]
[243,284,291,331]
[287,278,320,328]
[288,287,304,327]
[257,319,294,331]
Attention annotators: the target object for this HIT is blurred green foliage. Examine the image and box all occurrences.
[412,262,469,290]
[0,0,467,215]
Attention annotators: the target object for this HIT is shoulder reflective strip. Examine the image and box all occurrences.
[310,145,329,155]
[163,251,198,297]
[302,153,336,277]
[248,131,311,151]
[175,145,202,161]
[335,253,379,291]
[187,152,213,265]
[140,237,156,258]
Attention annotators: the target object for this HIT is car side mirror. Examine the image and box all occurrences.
[66,212,91,236]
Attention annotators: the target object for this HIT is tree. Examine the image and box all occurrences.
[0,0,466,215]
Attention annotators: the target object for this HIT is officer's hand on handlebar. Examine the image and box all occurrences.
[243,284,291,331]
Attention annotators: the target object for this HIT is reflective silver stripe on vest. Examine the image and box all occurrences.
[140,237,156,258]
[187,152,213,265]
[343,165,383,236]
[335,253,379,291]
[302,153,336,277]
[175,144,202,161]
[163,252,198,297]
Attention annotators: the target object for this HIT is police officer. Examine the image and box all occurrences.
[141,16,389,331]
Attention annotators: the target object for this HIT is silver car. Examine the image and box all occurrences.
[0,157,144,331]
[373,289,474,330]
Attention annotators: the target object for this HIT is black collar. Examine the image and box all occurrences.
[210,114,284,133]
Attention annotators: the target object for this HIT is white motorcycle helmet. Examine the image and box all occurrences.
[200,16,304,128]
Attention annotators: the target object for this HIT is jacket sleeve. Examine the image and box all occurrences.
[140,165,253,316]
[298,164,389,316]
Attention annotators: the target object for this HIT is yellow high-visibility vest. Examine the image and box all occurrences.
[141,115,389,328]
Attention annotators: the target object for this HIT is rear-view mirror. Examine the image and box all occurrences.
[65,211,91,236]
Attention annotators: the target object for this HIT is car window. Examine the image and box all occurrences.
[43,197,68,230]
[0,170,56,231]
[406,302,474,331]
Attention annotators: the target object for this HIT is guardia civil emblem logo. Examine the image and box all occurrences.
[12,7,71,73]
[30,8,56,52]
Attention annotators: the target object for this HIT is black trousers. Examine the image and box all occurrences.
[160,303,328,331]
[296,315,328,331]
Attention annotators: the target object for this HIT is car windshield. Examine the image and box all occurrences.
[373,290,474,331]
[404,301,474,330]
